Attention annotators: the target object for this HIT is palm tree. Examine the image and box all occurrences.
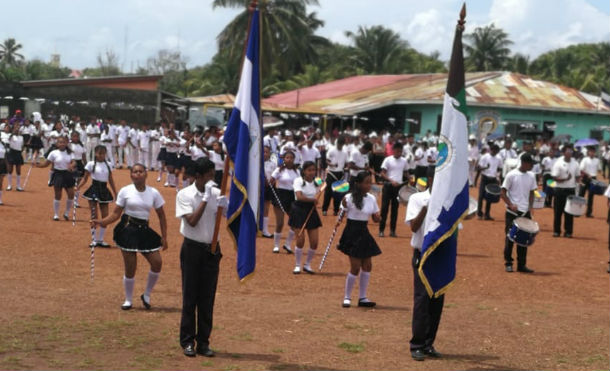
[344,25,408,74]
[212,0,326,80]
[0,38,24,66]
[464,24,513,71]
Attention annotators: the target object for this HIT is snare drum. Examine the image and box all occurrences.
[484,183,501,203]
[397,185,417,204]
[532,190,546,209]
[564,195,586,216]
[544,178,556,196]
[590,180,607,195]
[507,217,539,246]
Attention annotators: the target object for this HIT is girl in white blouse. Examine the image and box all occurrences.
[270,151,299,254]
[36,136,76,220]
[337,171,381,308]
[92,164,168,310]
[288,161,323,274]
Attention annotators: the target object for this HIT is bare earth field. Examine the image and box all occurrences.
[0,167,608,371]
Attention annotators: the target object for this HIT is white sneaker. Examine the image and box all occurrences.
[293,266,301,274]
[342,299,351,308]
[0,200,4,205]
[272,246,280,253]
[6,186,11,191]
[164,182,169,187]
[156,177,161,182]
[16,186,23,192]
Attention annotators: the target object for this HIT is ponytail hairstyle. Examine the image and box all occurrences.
[300,161,317,187]
[351,171,371,210]
[92,145,110,174]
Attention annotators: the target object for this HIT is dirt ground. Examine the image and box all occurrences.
[0,167,608,371]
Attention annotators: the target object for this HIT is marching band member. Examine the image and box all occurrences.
[579,146,600,217]
[467,135,479,187]
[551,145,580,238]
[501,154,537,273]
[348,141,372,189]
[378,142,408,237]
[6,124,25,191]
[262,145,277,238]
[270,150,299,253]
[176,158,227,358]
[289,161,323,274]
[91,164,168,310]
[85,119,100,162]
[322,136,348,216]
[338,171,381,308]
[477,144,501,220]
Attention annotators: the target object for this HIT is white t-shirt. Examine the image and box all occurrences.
[479,153,502,178]
[341,192,379,221]
[414,147,427,167]
[209,151,225,171]
[116,184,165,220]
[293,177,319,199]
[381,155,407,182]
[263,135,278,153]
[300,146,320,163]
[468,144,480,162]
[0,141,6,158]
[271,167,299,190]
[47,149,72,170]
[86,124,100,140]
[349,150,369,177]
[264,159,277,180]
[84,160,112,182]
[604,185,610,198]
[8,135,24,151]
[165,137,180,153]
[541,156,556,173]
[580,157,599,177]
[138,130,151,151]
[426,147,438,165]
[551,157,580,188]
[502,168,537,212]
[499,148,517,162]
[118,126,129,145]
[101,131,112,145]
[128,128,139,145]
[70,143,86,160]
[190,145,207,161]
[326,147,348,172]
[176,183,220,244]
[405,190,431,250]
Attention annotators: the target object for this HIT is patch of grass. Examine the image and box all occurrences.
[0,355,28,369]
[343,323,363,330]
[445,303,457,308]
[338,342,365,353]
[231,332,253,341]
[584,354,605,364]
[201,360,214,367]
[223,365,240,371]
[47,359,67,368]
[271,348,285,353]
[556,357,568,364]
[476,304,491,310]
[133,355,163,369]
[229,353,243,359]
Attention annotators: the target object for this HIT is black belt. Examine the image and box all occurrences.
[127,215,148,227]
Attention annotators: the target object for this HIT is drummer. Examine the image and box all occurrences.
[579,146,599,218]
[604,184,610,273]
[476,144,502,220]
[378,142,409,238]
[551,145,580,238]
[500,154,537,273]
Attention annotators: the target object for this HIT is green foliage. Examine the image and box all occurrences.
[464,23,513,71]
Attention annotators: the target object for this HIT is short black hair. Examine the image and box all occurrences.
[392,142,403,150]
[193,158,215,175]
[520,153,534,163]
[361,141,373,151]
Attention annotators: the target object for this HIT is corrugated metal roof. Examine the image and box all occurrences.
[187,94,329,115]
[264,72,610,116]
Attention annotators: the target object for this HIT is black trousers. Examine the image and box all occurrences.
[322,171,344,213]
[542,173,554,207]
[179,238,222,348]
[379,183,400,232]
[553,188,575,235]
[578,176,596,217]
[504,210,531,268]
[410,249,444,351]
[477,176,498,218]
[602,159,608,178]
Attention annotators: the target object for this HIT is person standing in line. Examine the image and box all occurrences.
[116,120,129,168]
[467,135,479,187]
[138,123,152,170]
[270,151,299,254]
[604,184,610,273]
[127,124,139,169]
[551,145,580,238]
[176,158,228,357]
[150,124,161,172]
[348,141,372,189]
[262,145,277,238]
[378,142,408,237]
[85,119,101,162]
[100,124,115,166]
[476,144,502,220]
[91,164,168,310]
[5,123,25,191]
[209,141,225,187]
[0,137,7,204]
[337,171,381,308]
[322,136,348,216]
[501,154,537,273]
[405,169,443,362]
[579,146,600,218]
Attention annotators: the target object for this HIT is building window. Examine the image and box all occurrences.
[590,129,603,140]
[408,112,421,134]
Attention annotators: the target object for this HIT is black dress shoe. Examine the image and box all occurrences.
[389,231,397,237]
[411,349,425,361]
[424,346,442,358]
[357,298,376,307]
[517,266,534,273]
[484,216,494,221]
[121,303,132,310]
[552,232,560,237]
[303,266,315,274]
[183,344,196,357]
[262,233,273,239]
[140,294,151,310]
[505,265,513,273]
[197,347,215,357]
[564,233,572,238]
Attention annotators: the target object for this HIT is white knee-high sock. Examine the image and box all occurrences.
[273,232,282,248]
[143,271,160,301]
[263,217,269,234]
[344,272,357,300]
[294,247,303,268]
[359,271,371,300]
[53,200,60,216]
[16,175,20,187]
[123,276,135,304]
[7,174,12,186]
[65,199,73,216]
[285,230,295,247]
[305,249,316,267]
[97,227,106,242]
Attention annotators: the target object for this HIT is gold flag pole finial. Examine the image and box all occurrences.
[458,3,466,31]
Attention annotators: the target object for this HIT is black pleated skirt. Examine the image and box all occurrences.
[272,188,294,213]
[73,160,85,178]
[83,180,113,203]
[337,219,382,258]
[7,149,23,165]
[51,170,75,189]
[288,201,322,230]
[113,214,162,253]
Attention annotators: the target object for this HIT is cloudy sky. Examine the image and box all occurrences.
[1,0,608,71]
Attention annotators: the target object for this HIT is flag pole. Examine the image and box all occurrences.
[211,0,259,254]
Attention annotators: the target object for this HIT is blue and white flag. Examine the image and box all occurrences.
[223,9,264,281]
[419,7,469,298]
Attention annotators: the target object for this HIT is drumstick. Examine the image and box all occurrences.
[72,181,79,227]
[22,163,34,190]
[90,199,96,281]
[319,208,345,271]
[267,177,288,215]
[297,183,327,237]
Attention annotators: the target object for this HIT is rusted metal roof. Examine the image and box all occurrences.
[264,72,610,116]
[187,94,329,115]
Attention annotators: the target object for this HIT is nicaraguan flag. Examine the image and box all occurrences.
[223,9,264,281]
[419,7,469,298]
